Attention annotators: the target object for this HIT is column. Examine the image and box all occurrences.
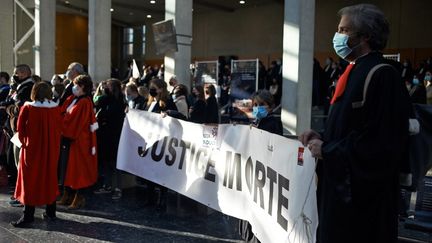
[88,0,111,83]
[0,0,14,73]
[281,0,315,135]
[164,0,192,90]
[34,0,55,80]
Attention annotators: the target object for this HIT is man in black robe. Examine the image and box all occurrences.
[300,4,410,243]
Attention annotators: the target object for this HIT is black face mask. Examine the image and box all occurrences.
[149,88,158,97]
[13,75,21,83]
[13,75,28,84]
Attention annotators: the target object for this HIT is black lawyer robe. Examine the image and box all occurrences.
[318,52,410,243]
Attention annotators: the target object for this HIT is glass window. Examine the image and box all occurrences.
[123,27,134,56]
[142,25,146,55]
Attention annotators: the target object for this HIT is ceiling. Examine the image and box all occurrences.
[55,0,282,26]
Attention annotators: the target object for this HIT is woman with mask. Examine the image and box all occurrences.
[146,79,177,113]
[57,75,98,209]
[189,85,206,124]
[251,89,283,135]
[125,82,147,110]
[144,79,177,211]
[409,75,427,104]
[93,79,126,200]
[239,89,282,242]
[171,84,189,119]
[204,84,219,124]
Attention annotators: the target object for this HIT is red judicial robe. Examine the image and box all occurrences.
[14,101,62,206]
[62,95,98,189]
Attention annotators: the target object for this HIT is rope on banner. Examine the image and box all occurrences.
[287,158,317,243]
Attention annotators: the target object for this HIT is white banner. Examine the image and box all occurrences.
[117,110,318,243]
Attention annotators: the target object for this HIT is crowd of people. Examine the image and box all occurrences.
[0,58,287,243]
[0,58,246,228]
[311,54,432,113]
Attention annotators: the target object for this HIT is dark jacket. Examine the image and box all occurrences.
[205,96,219,124]
[409,84,427,104]
[131,95,147,110]
[319,52,410,243]
[95,94,126,163]
[59,82,73,106]
[189,99,206,124]
[256,113,283,135]
[146,97,177,114]
[0,84,10,103]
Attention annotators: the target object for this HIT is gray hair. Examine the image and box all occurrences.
[338,4,389,51]
[15,64,32,75]
[252,89,275,108]
[69,62,84,75]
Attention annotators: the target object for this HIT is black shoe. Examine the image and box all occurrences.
[9,199,23,207]
[10,216,34,228]
[42,212,56,222]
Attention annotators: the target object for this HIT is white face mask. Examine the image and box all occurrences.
[72,85,80,96]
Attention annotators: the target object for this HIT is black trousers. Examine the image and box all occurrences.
[24,201,56,219]
[58,137,71,186]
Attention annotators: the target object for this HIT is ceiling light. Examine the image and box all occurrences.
[110,8,114,12]
[65,0,70,4]
[239,0,245,4]
[150,0,156,4]
[147,15,152,18]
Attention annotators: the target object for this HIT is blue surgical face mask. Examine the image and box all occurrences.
[333,32,357,59]
[412,78,420,85]
[172,94,176,100]
[65,70,73,80]
[252,106,268,120]
[125,95,133,102]
[425,75,432,82]
[72,85,80,96]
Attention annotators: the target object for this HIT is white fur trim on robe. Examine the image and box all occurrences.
[91,146,96,155]
[26,100,58,108]
[90,122,99,132]
[409,118,420,135]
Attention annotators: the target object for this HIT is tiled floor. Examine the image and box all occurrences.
[1,184,432,243]
[0,185,242,243]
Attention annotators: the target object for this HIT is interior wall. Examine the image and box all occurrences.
[314,0,432,67]
[55,13,121,75]
[142,3,284,69]
[55,13,88,74]
[12,1,432,77]
[192,3,284,68]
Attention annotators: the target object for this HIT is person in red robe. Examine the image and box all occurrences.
[11,82,62,228]
[57,75,98,209]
